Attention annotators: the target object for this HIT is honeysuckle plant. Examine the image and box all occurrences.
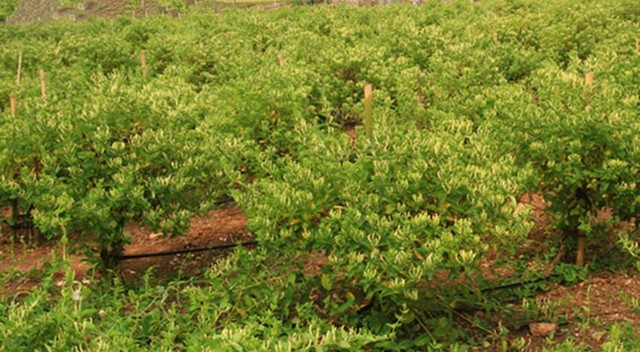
[1,1,639,349]
[0,72,245,268]
[0,0,18,22]
[487,62,640,265]
[235,115,533,322]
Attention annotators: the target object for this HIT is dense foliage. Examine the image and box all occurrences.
[1,0,639,349]
[0,0,19,21]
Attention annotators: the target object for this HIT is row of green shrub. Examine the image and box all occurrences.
[1,0,639,349]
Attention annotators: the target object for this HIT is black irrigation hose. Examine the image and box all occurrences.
[115,240,259,260]
[479,273,562,293]
[479,240,627,293]
[102,194,242,261]
[214,194,236,207]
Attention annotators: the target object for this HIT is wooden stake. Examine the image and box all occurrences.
[39,68,47,100]
[140,50,148,78]
[584,72,593,111]
[576,234,585,267]
[16,53,22,87]
[585,72,593,86]
[363,84,373,140]
[278,57,285,67]
[417,86,425,107]
[141,0,147,16]
[10,96,17,116]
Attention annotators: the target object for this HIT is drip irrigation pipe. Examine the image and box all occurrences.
[479,273,561,293]
[115,240,259,260]
[214,195,235,206]
[111,194,242,261]
[478,240,622,293]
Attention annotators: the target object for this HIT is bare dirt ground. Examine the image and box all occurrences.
[120,206,252,280]
[0,205,250,297]
[527,273,640,347]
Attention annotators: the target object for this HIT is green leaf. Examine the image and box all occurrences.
[321,273,333,291]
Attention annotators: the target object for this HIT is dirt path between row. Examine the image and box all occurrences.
[0,205,250,297]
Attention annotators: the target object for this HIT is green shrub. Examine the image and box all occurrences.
[235,116,532,334]
[0,0,18,22]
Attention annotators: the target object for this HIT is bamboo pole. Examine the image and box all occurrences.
[363,84,373,140]
[585,72,593,86]
[140,50,148,78]
[39,68,47,100]
[16,53,22,87]
[584,72,593,111]
[141,0,147,17]
[10,96,17,117]
[9,95,18,225]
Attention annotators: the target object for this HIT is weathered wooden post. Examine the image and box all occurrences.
[364,84,373,140]
[10,96,17,117]
[40,68,47,100]
[16,53,22,87]
[140,50,148,78]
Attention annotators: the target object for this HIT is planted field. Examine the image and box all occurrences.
[1,0,640,350]
[4,0,293,23]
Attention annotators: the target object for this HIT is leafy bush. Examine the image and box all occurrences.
[0,0,18,22]
[1,1,639,348]
[0,252,393,351]
[0,73,245,267]
[488,62,640,264]
[235,115,532,334]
